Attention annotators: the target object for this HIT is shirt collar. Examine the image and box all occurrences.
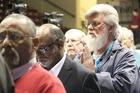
[12,58,37,80]
[73,51,82,63]
[49,53,66,76]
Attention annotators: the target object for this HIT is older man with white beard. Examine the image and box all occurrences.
[80,4,139,93]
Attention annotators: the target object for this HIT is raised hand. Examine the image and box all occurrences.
[80,43,96,72]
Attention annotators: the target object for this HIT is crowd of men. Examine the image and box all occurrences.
[0,4,139,93]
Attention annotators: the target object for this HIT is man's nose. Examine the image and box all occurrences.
[88,23,98,31]
[66,41,73,47]
[2,36,12,47]
[88,23,94,30]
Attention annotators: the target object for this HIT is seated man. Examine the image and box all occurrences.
[36,24,101,93]
[0,14,66,93]
[81,4,139,93]
[65,29,86,63]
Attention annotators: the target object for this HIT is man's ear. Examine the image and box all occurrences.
[108,24,115,33]
[131,40,134,46]
[58,39,64,48]
[33,38,39,50]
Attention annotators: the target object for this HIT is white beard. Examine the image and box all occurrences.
[86,27,108,52]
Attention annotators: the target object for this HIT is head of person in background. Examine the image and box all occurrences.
[36,24,65,70]
[132,9,139,17]
[64,29,86,61]
[117,27,135,50]
[117,27,140,69]
[85,4,119,55]
[0,14,36,70]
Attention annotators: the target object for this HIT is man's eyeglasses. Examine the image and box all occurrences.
[66,39,81,45]
[0,32,34,43]
[86,21,103,28]
[37,39,58,54]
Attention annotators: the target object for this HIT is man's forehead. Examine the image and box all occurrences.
[39,36,53,47]
[66,36,80,41]
[88,13,105,21]
[0,18,29,34]
[66,32,82,39]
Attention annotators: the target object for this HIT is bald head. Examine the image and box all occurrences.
[37,24,65,43]
[37,24,56,38]
[1,14,36,37]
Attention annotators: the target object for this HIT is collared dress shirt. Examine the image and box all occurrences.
[12,58,36,80]
[50,53,66,76]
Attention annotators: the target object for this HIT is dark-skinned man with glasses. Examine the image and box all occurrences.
[0,14,66,93]
[36,23,101,93]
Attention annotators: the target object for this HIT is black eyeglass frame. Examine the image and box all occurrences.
[37,39,58,54]
[0,31,34,43]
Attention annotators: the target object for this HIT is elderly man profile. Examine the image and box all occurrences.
[36,24,101,93]
[117,27,140,69]
[65,29,86,63]
[80,4,139,93]
[0,14,66,93]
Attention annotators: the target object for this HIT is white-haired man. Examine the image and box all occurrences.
[81,4,139,93]
[65,29,86,63]
[117,27,140,70]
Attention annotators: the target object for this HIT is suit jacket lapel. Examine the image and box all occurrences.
[58,55,72,85]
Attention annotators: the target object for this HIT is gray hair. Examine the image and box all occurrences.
[1,13,36,37]
[47,24,65,43]
[65,29,86,42]
[117,27,134,43]
[85,4,119,39]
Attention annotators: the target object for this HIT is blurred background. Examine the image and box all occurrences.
[1,0,140,52]
[1,0,140,33]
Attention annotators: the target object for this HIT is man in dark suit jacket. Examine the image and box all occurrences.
[36,23,101,93]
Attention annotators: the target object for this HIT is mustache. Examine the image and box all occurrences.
[1,47,16,56]
[1,47,20,65]
[87,30,98,38]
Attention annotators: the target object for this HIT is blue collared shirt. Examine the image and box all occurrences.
[12,58,36,80]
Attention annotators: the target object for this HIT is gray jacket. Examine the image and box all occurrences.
[96,40,139,93]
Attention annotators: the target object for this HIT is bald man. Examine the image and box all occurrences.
[0,14,66,93]
[36,23,101,93]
